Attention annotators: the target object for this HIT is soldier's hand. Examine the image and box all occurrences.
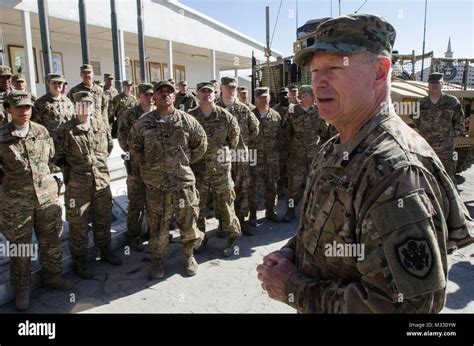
[263,247,294,266]
[257,252,297,302]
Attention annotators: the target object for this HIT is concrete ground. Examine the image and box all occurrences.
[0,168,473,313]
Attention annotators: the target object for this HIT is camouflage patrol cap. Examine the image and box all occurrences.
[299,85,313,95]
[0,65,13,77]
[255,87,270,97]
[104,73,114,79]
[5,90,34,107]
[13,73,26,82]
[237,86,248,93]
[167,78,175,85]
[290,86,299,92]
[73,91,94,103]
[197,82,215,91]
[210,79,218,84]
[294,14,397,66]
[138,83,154,94]
[178,80,187,85]
[94,80,105,87]
[122,80,133,86]
[221,77,237,87]
[278,87,289,94]
[80,64,94,73]
[47,73,66,83]
[153,80,176,92]
[151,80,159,86]
[428,72,444,83]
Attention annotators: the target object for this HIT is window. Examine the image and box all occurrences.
[90,60,101,77]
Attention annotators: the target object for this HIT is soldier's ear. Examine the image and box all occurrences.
[375,56,391,83]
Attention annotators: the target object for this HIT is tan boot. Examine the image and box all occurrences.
[100,247,122,266]
[194,234,208,254]
[74,256,93,279]
[185,256,198,276]
[223,237,239,257]
[15,287,30,311]
[42,274,73,290]
[149,259,165,280]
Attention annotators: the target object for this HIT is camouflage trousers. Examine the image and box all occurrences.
[146,185,203,261]
[278,147,289,192]
[1,195,63,289]
[287,155,313,208]
[231,161,250,219]
[249,160,279,212]
[65,182,113,258]
[126,174,146,239]
[195,169,241,238]
[434,146,457,182]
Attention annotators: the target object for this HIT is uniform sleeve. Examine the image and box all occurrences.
[31,100,43,123]
[284,165,449,313]
[52,127,67,167]
[108,97,116,123]
[128,122,144,163]
[247,107,260,142]
[227,114,240,150]
[117,112,131,152]
[452,98,465,136]
[188,117,208,164]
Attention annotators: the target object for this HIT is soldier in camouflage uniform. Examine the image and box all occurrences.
[413,72,464,182]
[283,85,329,222]
[0,65,13,126]
[117,83,156,252]
[288,86,300,105]
[174,80,198,112]
[189,82,242,255]
[109,80,138,138]
[32,74,75,138]
[53,91,121,280]
[258,14,474,313]
[102,73,119,109]
[248,87,282,226]
[12,74,36,102]
[273,87,290,197]
[238,86,256,111]
[129,80,207,278]
[0,91,73,311]
[68,64,109,128]
[216,77,259,233]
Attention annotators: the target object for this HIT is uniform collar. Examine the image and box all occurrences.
[8,121,35,139]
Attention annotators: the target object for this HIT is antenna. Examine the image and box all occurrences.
[421,0,428,81]
[354,0,367,13]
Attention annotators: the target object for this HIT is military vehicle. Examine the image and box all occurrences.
[252,17,474,173]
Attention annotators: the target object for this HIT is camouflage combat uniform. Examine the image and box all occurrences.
[129,109,207,263]
[284,103,329,208]
[216,99,259,223]
[0,118,63,290]
[273,102,290,194]
[282,108,474,313]
[188,105,241,238]
[68,82,109,129]
[103,85,119,106]
[0,89,12,126]
[243,100,256,111]
[413,93,464,180]
[117,104,155,241]
[32,93,75,138]
[109,92,138,138]
[53,106,114,261]
[249,107,282,214]
[174,92,198,113]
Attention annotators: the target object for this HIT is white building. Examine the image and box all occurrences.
[0,0,283,95]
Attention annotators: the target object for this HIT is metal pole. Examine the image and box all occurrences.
[78,0,90,64]
[338,0,341,15]
[420,0,428,81]
[251,51,256,104]
[37,0,53,80]
[295,0,298,37]
[265,6,271,91]
[136,0,146,82]
[111,0,122,91]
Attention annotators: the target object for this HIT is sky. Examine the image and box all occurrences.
[179,0,474,59]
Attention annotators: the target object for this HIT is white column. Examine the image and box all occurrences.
[20,10,37,96]
[118,29,126,82]
[211,49,216,80]
[234,68,238,78]
[166,40,173,80]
